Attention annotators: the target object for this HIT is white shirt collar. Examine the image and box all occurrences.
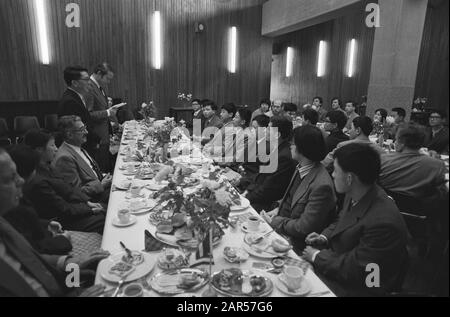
[90,75,101,89]
[297,163,315,179]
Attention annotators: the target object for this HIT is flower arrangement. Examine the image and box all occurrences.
[412,97,427,112]
[151,166,239,244]
[177,92,193,102]
[153,118,177,147]
[140,101,158,121]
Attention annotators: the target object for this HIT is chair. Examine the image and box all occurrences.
[0,118,12,147]
[44,114,59,132]
[14,116,40,143]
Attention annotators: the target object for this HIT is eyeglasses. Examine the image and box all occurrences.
[71,126,88,133]
[429,116,442,119]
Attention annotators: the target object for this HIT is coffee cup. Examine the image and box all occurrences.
[282,266,304,290]
[130,184,141,197]
[122,283,143,297]
[118,209,131,224]
[247,216,260,232]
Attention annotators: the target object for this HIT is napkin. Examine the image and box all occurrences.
[144,230,171,252]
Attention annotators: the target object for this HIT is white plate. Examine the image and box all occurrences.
[223,247,249,263]
[230,197,251,212]
[275,274,311,297]
[115,181,131,190]
[129,200,157,214]
[99,252,156,284]
[146,181,169,191]
[112,215,137,227]
[122,170,138,176]
[242,234,289,259]
[149,269,209,295]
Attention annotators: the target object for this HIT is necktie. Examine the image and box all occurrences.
[0,218,61,296]
[81,148,104,181]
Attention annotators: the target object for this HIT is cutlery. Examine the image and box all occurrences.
[120,241,133,258]
[112,268,135,297]
[251,230,274,245]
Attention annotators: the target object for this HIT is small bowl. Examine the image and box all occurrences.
[122,283,144,297]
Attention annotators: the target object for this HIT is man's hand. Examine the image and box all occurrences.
[261,208,278,225]
[78,285,106,297]
[48,221,64,236]
[108,107,118,118]
[305,232,328,248]
[66,250,110,270]
[87,201,104,214]
[101,174,112,188]
[302,246,319,263]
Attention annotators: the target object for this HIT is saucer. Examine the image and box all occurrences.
[112,215,137,227]
[275,274,311,297]
[240,222,268,234]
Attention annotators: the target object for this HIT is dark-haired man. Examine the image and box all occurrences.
[250,99,271,123]
[313,96,327,122]
[379,124,446,201]
[426,110,449,155]
[387,107,406,140]
[324,110,350,153]
[344,101,359,132]
[244,117,296,212]
[201,101,223,146]
[303,143,408,296]
[261,125,336,253]
[86,63,118,172]
[58,66,99,156]
[322,117,384,169]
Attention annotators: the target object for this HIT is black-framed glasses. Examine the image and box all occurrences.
[71,126,88,133]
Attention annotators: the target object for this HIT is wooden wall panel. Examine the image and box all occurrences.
[270,1,375,111]
[0,0,272,116]
[414,0,449,118]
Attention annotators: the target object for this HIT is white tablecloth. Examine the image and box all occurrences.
[95,121,335,297]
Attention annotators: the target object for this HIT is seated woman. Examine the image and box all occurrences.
[6,144,103,256]
[261,125,337,254]
[17,131,106,234]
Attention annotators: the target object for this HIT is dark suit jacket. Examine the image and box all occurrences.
[271,163,337,252]
[246,140,297,212]
[202,114,223,145]
[314,185,409,295]
[325,130,350,153]
[57,89,100,151]
[25,164,93,223]
[52,143,104,198]
[4,201,72,255]
[85,80,111,145]
[426,127,449,154]
[0,217,64,297]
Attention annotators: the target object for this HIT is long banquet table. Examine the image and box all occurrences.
[95,120,335,297]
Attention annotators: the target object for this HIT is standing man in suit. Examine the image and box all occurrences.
[53,116,112,202]
[303,143,408,296]
[261,125,336,253]
[244,116,296,212]
[85,63,118,172]
[0,148,109,297]
[57,66,99,157]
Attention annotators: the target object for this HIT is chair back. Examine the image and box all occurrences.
[44,114,59,132]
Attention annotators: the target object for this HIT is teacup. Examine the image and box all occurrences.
[247,216,260,232]
[282,266,304,291]
[130,185,142,198]
[118,209,131,224]
[122,283,143,297]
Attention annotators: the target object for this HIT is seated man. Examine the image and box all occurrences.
[236,114,271,191]
[244,116,296,212]
[250,99,271,123]
[261,125,337,253]
[0,148,109,297]
[203,103,236,157]
[386,107,406,140]
[323,110,349,153]
[53,116,112,201]
[283,102,298,122]
[303,143,408,296]
[200,100,223,145]
[322,116,385,170]
[343,100,358,132]
[379,124,447,202]
[426,110,449,155]
[23,130,105,233]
